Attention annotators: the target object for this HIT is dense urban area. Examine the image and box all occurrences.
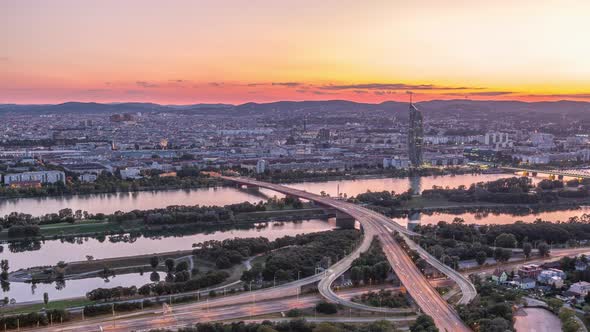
[2,100,590,332]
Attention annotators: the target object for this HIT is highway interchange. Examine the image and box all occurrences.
[31,175,480,331]
[221,176,473,331]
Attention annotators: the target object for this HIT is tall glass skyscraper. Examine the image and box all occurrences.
[408,103,424,166]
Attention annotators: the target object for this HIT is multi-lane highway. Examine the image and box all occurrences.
[30,286,416,332]
[220,176,473,331]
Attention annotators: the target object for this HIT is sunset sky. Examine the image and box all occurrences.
[1,0,590,104]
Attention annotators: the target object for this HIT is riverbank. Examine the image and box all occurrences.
[0,172,517,217]
[399,195,590,212]
[255,167,490,184]
[0,208,329,242]
[0,175,224,200]
[0,167,497,201]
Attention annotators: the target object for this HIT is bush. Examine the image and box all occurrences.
[315,302,338,314]
[0,312,48,329]
[410,314,438,332]
[7,225,40,238]
[83,301,153,317]
[286,308,303,317]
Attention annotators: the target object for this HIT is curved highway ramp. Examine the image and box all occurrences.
[220,176,475,332]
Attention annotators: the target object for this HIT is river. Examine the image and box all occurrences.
[2,219,336,271]
[1,219,336,303]
[1,272,167,304]
[395,206,590,227]
[0,173,514,217]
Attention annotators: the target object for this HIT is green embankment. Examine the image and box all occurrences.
[0,208,328,241]
[0,298,95,315]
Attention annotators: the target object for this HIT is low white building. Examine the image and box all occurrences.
[80,173,98,183]
[514,154,551,165]
[548,276,564,288]
[568,281,590,296]
[485,132,510,146]
[424,154,466,167]
[120,167,142,180]
[537,269,566,284]
[520,278,536,290]
[383,157,410,169]
[531,132,555,149]
[3,170,66,185]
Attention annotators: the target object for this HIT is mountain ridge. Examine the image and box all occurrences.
[1,99,589,117]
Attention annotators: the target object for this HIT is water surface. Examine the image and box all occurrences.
[0,173,514,217]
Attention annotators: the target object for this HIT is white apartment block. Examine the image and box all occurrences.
[3,170,66,185]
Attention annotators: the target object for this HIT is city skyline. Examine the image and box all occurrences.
[2,0,590,104]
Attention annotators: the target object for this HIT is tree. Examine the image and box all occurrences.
[547,298,563,313]
[138,285,151,296]
[495,233,517,248]
[410,315,439,332]
[240,270,255,283]
[494,248,512,263]
[475,251,487,266]
[175,261,189,272]
[374,262,390,282]
[150,256,159,269]
[256,326,279,332]
[430,245,445,259]
[484,317,510,332]
[43,292,49,306]
[523,242,532,259]
[368,320,397,332]
[563,319,581,332]
[315,302,338,314]
[559,307,575,321]
[150,271,160,282]
[312,323,340,332]
[350,266,363,286]
[538,242,551,257]
[215,256,232,269]
[559,308,580,332]
[164,258,175,272]
[286,308,303,317]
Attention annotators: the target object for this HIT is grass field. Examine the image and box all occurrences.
[0,219,144,240]
[0,298,95,315]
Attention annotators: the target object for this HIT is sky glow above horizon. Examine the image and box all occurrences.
[1,0,590,104]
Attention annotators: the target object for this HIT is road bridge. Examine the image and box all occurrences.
[501,166,590,179]
[220,176,474,331]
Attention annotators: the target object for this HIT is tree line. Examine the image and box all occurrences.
[1,196,306,238]
[422,177,566,204]
[148,318,404,332]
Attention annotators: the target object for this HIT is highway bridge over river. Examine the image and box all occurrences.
[491,165,590,179]
[221,176,475,332]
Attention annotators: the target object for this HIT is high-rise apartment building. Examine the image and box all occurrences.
[408,103,424,166]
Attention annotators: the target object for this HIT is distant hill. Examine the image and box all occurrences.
[0,102,234,115]
[1,100,589,119]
